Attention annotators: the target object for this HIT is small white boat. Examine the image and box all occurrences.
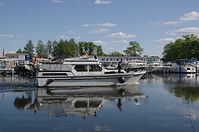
[36,56,146,87]
[122,59,147,72]
[169,59,199,73]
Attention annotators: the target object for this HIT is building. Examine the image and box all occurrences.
[3,53,31,67]
[97,56,161,66]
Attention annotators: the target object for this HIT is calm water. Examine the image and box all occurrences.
[0,74,199,132]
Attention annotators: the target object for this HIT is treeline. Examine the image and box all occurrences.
[17,39,144,58]
[17,39,105,58]
[162,34,199,62]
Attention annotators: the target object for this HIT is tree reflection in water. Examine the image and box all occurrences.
[151,73,199,102]
[169,86,199,103]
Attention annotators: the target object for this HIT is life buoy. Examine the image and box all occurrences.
[118,76,125,83]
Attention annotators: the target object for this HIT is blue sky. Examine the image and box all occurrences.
[1,0,199,57]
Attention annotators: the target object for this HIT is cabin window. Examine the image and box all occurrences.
[74,65,87,72]
[89,65,102,72]
[187,68,190,70]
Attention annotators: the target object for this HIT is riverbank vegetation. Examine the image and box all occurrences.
[16,39,144,58]
[162,34,199,62]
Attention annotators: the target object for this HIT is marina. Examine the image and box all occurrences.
[1,1,199,132]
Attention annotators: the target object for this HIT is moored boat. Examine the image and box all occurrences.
[169,59,199,73]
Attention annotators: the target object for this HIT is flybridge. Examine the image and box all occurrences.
[64,56,98,62]
[64,56,100,64]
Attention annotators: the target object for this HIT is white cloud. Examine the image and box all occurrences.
[82,24,90,27]
[96,23,116,27]
[90,28,109,34]
[57,35,80,40]
[164,21,181,25]
[179,11,199,21]
[52,0,64,3]
[66,31,76,34]
[164,27,199,36]
[94,0,111,4]
[154,38,174,43]
[93,40,129,45]
[162,11,199,25]
[9,40,21,44]
[74,36,81,40]
[165,32,176,36]
[58,35,68,39]
[107,32,136,38]
[83,23,116,27]
[176,27,199,34]
[93,40,107,45]
[110,40,129,44]
[0,34,21,38]
[150,21,161,25]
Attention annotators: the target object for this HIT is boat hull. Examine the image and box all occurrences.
[36,72,145,87]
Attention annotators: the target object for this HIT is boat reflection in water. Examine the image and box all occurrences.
[152,73,199,87]
[14,85,148,118]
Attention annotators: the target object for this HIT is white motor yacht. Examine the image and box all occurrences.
[36,56,146,87]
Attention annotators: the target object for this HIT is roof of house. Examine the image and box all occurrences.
[5,53,29,56]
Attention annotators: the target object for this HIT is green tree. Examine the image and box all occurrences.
[143,55,149,57]
[67,39,78,57]
[96,45,105,56]
[57,39,65,57]
[162,34,199,62]
[110,51,124,56]
[78,42,84,55]
[36,40,47,57]
[46,40,53,56]
[35,39,105,57]
[16,48,23,53]
[23,39,34,57]
[77,41,105,56]
[123,41,143,56]
[52,39,78,57]
[52,40,59,57]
